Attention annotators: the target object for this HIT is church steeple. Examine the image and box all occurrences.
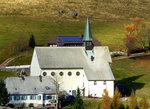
[83,16,93,41]
[83,17,94,50]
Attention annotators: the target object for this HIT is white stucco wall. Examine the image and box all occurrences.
[30,50,41,76]
[88,81,114,97]
[9,94,57,107]
[41,69,89,96]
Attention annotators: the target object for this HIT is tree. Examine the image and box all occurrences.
[129,90,137,109]
[112,87,122,109]
[124,24,137,55]
[137,25,150,49]
[100,89,112,109]
[29,34,36,48]
[73,87,83,109]
[139,97,149,109]
[124,17,141,55]
[10,34,27,55]
[0,80,9,105]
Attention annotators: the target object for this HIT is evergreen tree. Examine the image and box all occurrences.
[0,80,9,105]
[129,90,137,109]
[73,87,83,109]
[100,89,112,109]
[29,34,36,48]
[139,97,149,109]
[112,87,122,109]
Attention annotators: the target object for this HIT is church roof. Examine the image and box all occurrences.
[34,47,115,81]
[5,76,56,95]
[83,17,93,41]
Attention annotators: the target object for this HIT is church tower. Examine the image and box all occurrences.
[83,17,94,50]
[83,17,94,60]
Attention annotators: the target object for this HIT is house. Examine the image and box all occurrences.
[30,17,115,97]
[5,76,58,108]
[48,35,83,47]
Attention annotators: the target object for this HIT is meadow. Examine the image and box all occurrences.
[0,16,127,63]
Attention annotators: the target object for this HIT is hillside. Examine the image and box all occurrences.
[0,0,150,20]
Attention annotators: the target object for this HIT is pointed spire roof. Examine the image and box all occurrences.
[83,16,93,41]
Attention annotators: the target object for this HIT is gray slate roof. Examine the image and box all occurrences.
[5,76,56,95]
[35,46,115,80]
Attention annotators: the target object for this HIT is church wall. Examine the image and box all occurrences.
[30,50,41,76]
[41,69,89,96]
[88,80,114,97]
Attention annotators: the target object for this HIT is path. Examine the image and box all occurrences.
[113,52,150,60]
[0,54,28,67]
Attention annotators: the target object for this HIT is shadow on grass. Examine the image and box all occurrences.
[115,74,145,96]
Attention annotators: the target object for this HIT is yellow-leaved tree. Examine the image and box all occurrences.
[139,97,149,109]
[112,87,122,109]
[100,89,112,109]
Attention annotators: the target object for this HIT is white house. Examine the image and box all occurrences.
[5,76,58,108]
[30,17,115,97]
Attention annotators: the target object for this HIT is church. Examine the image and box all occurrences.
[30,17,115,97]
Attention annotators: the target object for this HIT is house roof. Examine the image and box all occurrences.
[58,35,83,43]
[5,76,56,95]
[48,36,101,46]
[34,46,114,81]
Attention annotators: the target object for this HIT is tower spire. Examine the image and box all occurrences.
[83,16,93,41]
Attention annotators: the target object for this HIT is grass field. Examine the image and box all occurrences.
[0,71,16,77]
[0,16,127,63]
[112,55,150,100]
[8,56,32,66]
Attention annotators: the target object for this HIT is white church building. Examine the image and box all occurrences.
[30,17,115,97]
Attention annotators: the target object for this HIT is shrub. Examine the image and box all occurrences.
[28,103,34,107]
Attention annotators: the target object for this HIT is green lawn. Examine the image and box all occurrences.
[112,55,150,100]
[8,56,32,66]
[0,70,16,77]
[63,99,99,109]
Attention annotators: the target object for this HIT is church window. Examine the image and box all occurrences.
[51,72,55,76]
[59,72,63,76]
[103,81,106,85]
[68,72,72,76]
[94,81,97,85]
[43,72,47,76]
[76,72,80,76]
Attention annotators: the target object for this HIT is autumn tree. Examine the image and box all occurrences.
[129,90,137,109]
[124,17,141,55]
[139,97,149,109]
[112,87,122,109]
[100,89,112,109]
